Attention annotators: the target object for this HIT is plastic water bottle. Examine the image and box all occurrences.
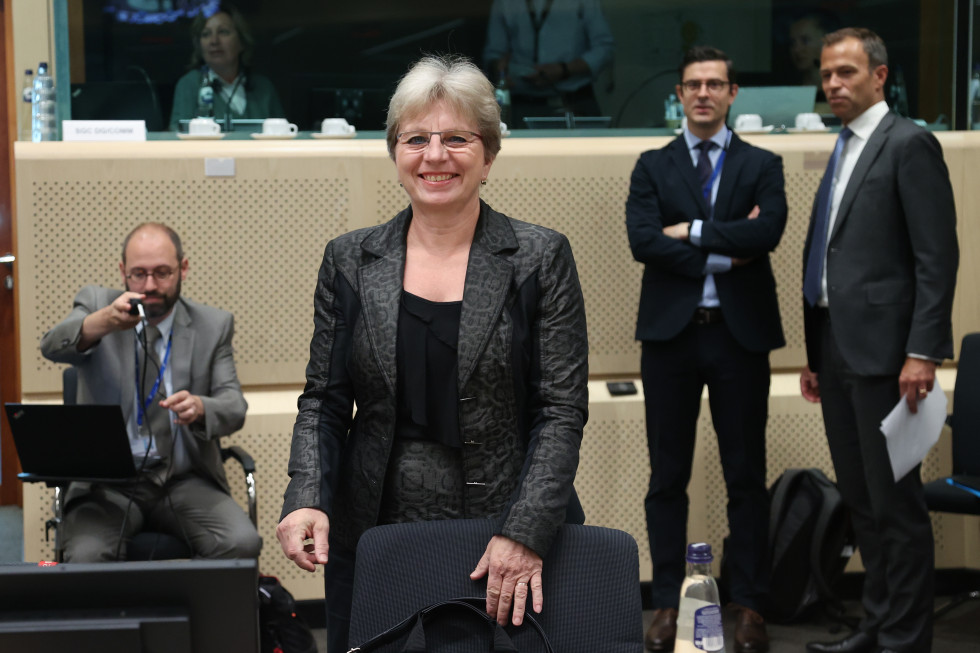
[197,71,215,118]
[31,62,57,142]
[889,65,909,117]
[664,93,682,129]
[20,68,33,141]
[971,66,980,128]
[675,543,725,652]
[494,71,511,128]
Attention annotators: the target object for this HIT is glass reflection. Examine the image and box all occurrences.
[67,0,955,133]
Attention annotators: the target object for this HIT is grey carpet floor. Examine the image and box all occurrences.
[312,599,980,652]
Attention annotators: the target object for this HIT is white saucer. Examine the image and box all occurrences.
[501,130,512,137]
[736,126,774,134]
[786,126,831,133]
[250,132,298,140]
[311,132,357,139]
[176,132,225,140]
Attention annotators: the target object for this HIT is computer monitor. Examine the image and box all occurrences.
[728,85,818,129]
[0,559,258,652]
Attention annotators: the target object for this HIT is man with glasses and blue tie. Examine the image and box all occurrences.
[626,46,787,653]
[40,222,259,562]
[801,28,958,653]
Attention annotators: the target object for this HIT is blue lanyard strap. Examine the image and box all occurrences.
[135,332,173,427]
[702,149,726,202]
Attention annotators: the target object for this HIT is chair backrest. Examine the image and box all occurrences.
[952,333,980,475]
[348,519,643,653]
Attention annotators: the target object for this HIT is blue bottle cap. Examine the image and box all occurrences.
[686,542,713,564]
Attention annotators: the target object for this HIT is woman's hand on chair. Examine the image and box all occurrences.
[470,535,543,626]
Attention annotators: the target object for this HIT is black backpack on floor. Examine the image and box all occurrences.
[764,468,856,623]
[258,575,318,653]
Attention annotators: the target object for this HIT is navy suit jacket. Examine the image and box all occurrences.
[802,113,958,376]
[626,132,787,353]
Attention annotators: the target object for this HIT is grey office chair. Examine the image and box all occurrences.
[48,366,257,561]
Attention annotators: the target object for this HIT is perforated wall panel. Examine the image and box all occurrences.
[17,136,978,395]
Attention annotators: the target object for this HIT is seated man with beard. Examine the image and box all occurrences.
[40,222,260,562]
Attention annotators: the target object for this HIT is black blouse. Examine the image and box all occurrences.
[395,291,462,447]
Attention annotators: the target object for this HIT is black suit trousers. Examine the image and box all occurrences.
[641,320,770,611]
[815,314,933,652]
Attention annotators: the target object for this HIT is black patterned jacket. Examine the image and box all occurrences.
[281,201,589,555]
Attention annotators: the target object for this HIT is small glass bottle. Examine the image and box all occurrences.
[31,62,57,142]
[675,542,724,653]
[20,68,34,141]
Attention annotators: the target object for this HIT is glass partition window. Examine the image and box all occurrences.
[65,0,956,132]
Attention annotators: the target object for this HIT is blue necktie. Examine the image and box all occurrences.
[803,127,853,306]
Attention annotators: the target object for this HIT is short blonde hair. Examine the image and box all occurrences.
[386,55,501,164]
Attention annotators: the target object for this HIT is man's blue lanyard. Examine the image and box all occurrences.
[135,332,173,428]
[701,130,732,216]
[703,150,726,203]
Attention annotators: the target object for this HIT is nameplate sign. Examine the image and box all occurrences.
[63,120,146,142]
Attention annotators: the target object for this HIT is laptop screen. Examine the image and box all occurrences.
[6,404,139,484]
[728,86,818,129]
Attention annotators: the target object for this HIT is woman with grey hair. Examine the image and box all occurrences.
[277,54,589,651]
[168,2,283,130]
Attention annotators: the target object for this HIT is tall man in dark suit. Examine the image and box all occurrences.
[41,223,260,562]
[801,28,958,653]
[626,46,787,653]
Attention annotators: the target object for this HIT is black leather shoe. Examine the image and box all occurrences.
[806,631,875,653]
[644,607,678,651]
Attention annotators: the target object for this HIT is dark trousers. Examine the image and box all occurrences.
[816,314,933,652]
[641,321,771,611]
[324,536,356,653]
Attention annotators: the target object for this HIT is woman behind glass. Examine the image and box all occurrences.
[168,2,284,130]
[276,54,589,652]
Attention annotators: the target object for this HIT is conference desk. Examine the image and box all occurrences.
[14,133,979,599]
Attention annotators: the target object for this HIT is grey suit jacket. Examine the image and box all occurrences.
[40,285,247,493]
[802,113,959,376]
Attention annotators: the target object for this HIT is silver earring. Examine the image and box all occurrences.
[480,179,487,186]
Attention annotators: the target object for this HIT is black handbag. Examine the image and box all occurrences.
[347,597,555,653]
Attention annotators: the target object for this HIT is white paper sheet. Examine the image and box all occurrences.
[880,380,947,482]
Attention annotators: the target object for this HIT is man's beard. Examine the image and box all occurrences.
[126,277,180,319]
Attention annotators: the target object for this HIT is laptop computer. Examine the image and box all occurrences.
[728,85,818,129]
[6,404,139,484]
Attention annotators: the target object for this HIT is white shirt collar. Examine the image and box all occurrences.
[844,100,889,141]
[683,125,730,151]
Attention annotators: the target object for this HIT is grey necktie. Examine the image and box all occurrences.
[140,325,171,459]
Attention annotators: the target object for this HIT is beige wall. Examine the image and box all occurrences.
[14,133,979,598]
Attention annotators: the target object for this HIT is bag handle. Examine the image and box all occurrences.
[403,599,517,652]
[348,597,555,653]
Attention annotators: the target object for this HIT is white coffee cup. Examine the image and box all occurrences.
[262,118,298,135]
[500,121,508,134]
[795,112,825,130]
[188,117,221,135]
[321,118,355,135]
[734,113,763,131]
